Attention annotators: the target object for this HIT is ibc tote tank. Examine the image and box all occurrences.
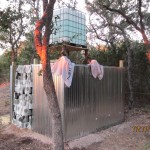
[50,7,86,46]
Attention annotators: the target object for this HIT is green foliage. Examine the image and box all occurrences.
[17,46,34,65]
[17,33,40,65]
[0,1,30,62]
[0,51,11,83]
[0,6,25,47]
[49,49,84,64]
[89,42,150,103]
[89,43,127,66]
[0,7,20,32]
[132,43,150,93]
[0,7,21,49]
[68,51,84,64]
[49,50,60,61]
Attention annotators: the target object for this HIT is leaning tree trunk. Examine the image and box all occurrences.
[123,35,134,109]
[34,0,64,149]
[42,50,64,150]
[127,44,134,109]
[11,46,17,63]
[115,25,135,109]
[11,50,15,63]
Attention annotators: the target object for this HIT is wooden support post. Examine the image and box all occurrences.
[85,49,88,58]
[33,58,38,64]
[119,60,124,67]
[61,45,69,57]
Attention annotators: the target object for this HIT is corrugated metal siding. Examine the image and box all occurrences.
[32,64,64,137]
[10,66,14,122]
[64,65,124,141]
[32,64,124,141]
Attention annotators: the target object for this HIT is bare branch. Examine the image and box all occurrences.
[103,5,142,32]
[43,0,48,12]
[138,0,145,30]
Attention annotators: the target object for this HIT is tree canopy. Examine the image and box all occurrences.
[86,0,150,57]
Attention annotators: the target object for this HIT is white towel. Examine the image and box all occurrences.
[51,56,75,87]
[16,65,25,73]
[89,60,104,80]
[24,65,32,73]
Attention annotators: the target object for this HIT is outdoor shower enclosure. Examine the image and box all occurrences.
[10,6,124,142]
[10,64,124,141]
[32,64,124,141]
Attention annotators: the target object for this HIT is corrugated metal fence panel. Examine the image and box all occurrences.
[64,65,124,141]
[10,66,13,122]
[32,64,124,141]
[32,64,64,137]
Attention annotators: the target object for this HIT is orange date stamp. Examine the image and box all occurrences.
[132,125,150,132]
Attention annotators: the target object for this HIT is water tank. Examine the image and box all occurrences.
[50,7,86,46]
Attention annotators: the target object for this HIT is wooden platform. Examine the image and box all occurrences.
[49,43,88,57]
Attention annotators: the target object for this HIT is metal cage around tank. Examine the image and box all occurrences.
[50,7,87,46]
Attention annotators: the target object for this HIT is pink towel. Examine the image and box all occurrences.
[89,60,104,80]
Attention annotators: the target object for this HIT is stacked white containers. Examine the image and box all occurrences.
[50,7,86,46]
[12,65,33,128]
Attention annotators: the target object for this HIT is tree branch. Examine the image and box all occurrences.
[12,0,24,56]
[138,0,145,30]
[34,0,56,57]
[103,5,142,32]
[43,0,48,12]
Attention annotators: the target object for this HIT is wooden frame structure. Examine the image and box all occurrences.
[49,44,88,58]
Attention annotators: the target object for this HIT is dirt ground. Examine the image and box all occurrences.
[0,83,150,150]
[0,83,10,116]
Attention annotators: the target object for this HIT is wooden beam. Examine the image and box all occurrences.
[49,44,88,52]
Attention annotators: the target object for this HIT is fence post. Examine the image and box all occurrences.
[10,62,16,123]
[119,60,124,67]
[33,58,38,64]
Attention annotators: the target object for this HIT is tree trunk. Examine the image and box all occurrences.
[141,31,150,61]
[11,50,15,63]
[34,0,64,149]
[123,35,134,109]
[127,45,134,109]
[41,49,64,150]
[11,47,17,63]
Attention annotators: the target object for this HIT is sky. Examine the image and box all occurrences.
[0,0,8,10]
